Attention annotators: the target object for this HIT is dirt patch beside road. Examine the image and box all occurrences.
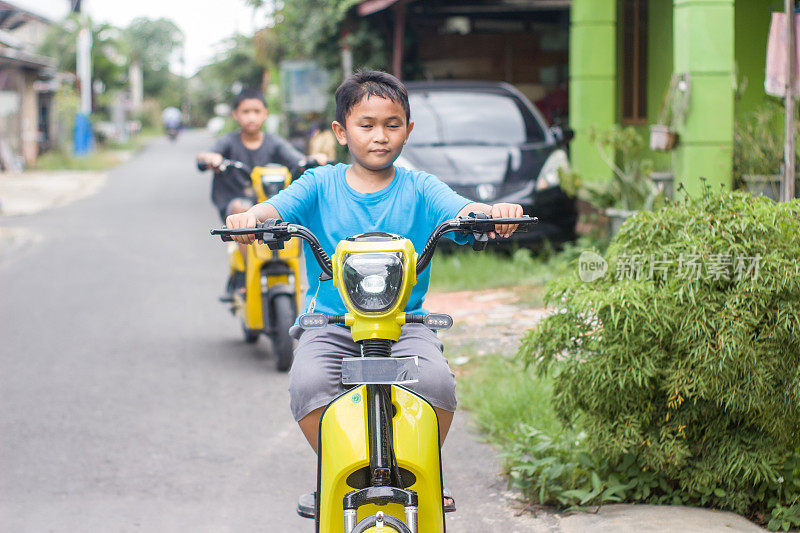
[0,171,107,217]
[426,287,547,361]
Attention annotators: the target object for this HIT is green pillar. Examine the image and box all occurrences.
[672,0,735,194]
[569,0,617,182]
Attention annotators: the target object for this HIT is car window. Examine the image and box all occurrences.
[408,91,545,146]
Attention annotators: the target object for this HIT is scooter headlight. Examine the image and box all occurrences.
[262,175,285,197]
[342,252,404,313]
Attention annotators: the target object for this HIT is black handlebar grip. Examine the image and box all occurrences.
[197,161,209,171]
[210,228,234,242]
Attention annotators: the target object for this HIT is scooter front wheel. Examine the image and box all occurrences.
[268,293,296,372]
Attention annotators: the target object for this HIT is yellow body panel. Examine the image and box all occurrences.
[229,164,304,330]
[229,244,245,272]
[318,386,444,533]
[251,165,291,203]
[331,239,417,342]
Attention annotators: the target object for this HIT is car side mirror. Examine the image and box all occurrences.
[550,126,574,145]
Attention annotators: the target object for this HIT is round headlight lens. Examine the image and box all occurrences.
[360,275,387,294]
[342,252,404,313]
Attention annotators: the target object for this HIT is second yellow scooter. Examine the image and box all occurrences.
[201,158,306,371]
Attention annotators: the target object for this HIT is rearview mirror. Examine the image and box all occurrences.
[550,126,574,145]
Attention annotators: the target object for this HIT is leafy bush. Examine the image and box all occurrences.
[518,189,800,530]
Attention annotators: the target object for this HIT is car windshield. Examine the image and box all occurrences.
[408,90,543,146]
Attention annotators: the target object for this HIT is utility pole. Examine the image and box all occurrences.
[782,0,797,202]
[72,0,93,155]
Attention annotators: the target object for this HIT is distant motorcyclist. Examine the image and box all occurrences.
[162,106,181,140]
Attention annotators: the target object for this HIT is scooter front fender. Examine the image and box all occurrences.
[317,385,445,532]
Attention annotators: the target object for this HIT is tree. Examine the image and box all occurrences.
[122,17,184,102]
[187,34,265,123]
[38,14,127,101]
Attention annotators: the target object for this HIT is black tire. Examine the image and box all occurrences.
[351,514,411,533]
[268,293,296,372]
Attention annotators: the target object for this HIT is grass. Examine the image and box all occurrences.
[429,236,603,293]
[33,132,158,171]
[34,149,124,171]
[456,351,561,443]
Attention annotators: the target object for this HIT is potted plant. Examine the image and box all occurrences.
[560,126,668,236]
[734,101,800,201]
[649,73,690,152]
[650,170,675,200]
[584,126,664,234]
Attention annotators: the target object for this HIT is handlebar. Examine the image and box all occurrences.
[414,214,536,274]
[211,214,535,279]
[211,220,334,279]
[197,157,325,177]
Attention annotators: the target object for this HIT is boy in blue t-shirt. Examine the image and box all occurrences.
[225,70,523,452]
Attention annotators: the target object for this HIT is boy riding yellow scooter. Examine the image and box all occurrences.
[220,70,527,531]
[197,88,327,369]
[200,158,307,370]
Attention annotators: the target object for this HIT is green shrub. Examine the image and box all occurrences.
[518,189,800,529]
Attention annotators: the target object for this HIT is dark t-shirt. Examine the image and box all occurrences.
[209,131,304,219]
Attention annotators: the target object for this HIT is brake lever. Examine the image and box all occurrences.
[256,219,291,250]
[465,212,492,250]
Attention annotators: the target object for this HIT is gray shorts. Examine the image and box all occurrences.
[288,323,457,421]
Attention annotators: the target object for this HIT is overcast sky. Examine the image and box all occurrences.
[17,0,270,75]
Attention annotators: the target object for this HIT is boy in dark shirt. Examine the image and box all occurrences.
[198,88,328,298]
[197,87,328,222]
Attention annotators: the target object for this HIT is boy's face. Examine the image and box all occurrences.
[232,98,268,134]
[332,95,413,172]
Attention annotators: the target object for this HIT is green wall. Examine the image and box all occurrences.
[570,0,755,192]
[671,0,735,194]
[569,0,617,182]
[734,0,781,116]
[642,0,674,170]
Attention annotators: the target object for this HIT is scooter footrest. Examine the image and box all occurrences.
[297,491,316,519]
[444,488,456,513]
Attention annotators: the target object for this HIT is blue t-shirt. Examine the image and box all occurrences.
[267,163,472,316]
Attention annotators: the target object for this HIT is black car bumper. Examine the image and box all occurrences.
[442,185,576,249]
[514,185,577,244]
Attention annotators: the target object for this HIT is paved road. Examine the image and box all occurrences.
[0,131,547,532]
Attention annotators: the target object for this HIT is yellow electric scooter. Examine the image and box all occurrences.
[213,213,533,532]
[201,158,308,371]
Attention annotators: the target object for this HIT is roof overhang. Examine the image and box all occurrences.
[358,0,401,16]
[358,0,570,16]
[0,46,57,73]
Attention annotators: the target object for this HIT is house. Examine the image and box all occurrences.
[569,0,784,194]
[357,0,571,125]
[0,1,55,169]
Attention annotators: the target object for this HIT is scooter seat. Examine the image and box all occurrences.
[296,490,456,519]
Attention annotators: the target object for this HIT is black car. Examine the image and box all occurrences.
[397,80,576,245]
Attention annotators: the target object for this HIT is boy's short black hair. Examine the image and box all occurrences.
[335,70,410,126]
[233,87,267,110]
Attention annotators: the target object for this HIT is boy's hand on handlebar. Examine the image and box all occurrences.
[225,212,258,244]
[490,203,524,238]
[197,152,223,169]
